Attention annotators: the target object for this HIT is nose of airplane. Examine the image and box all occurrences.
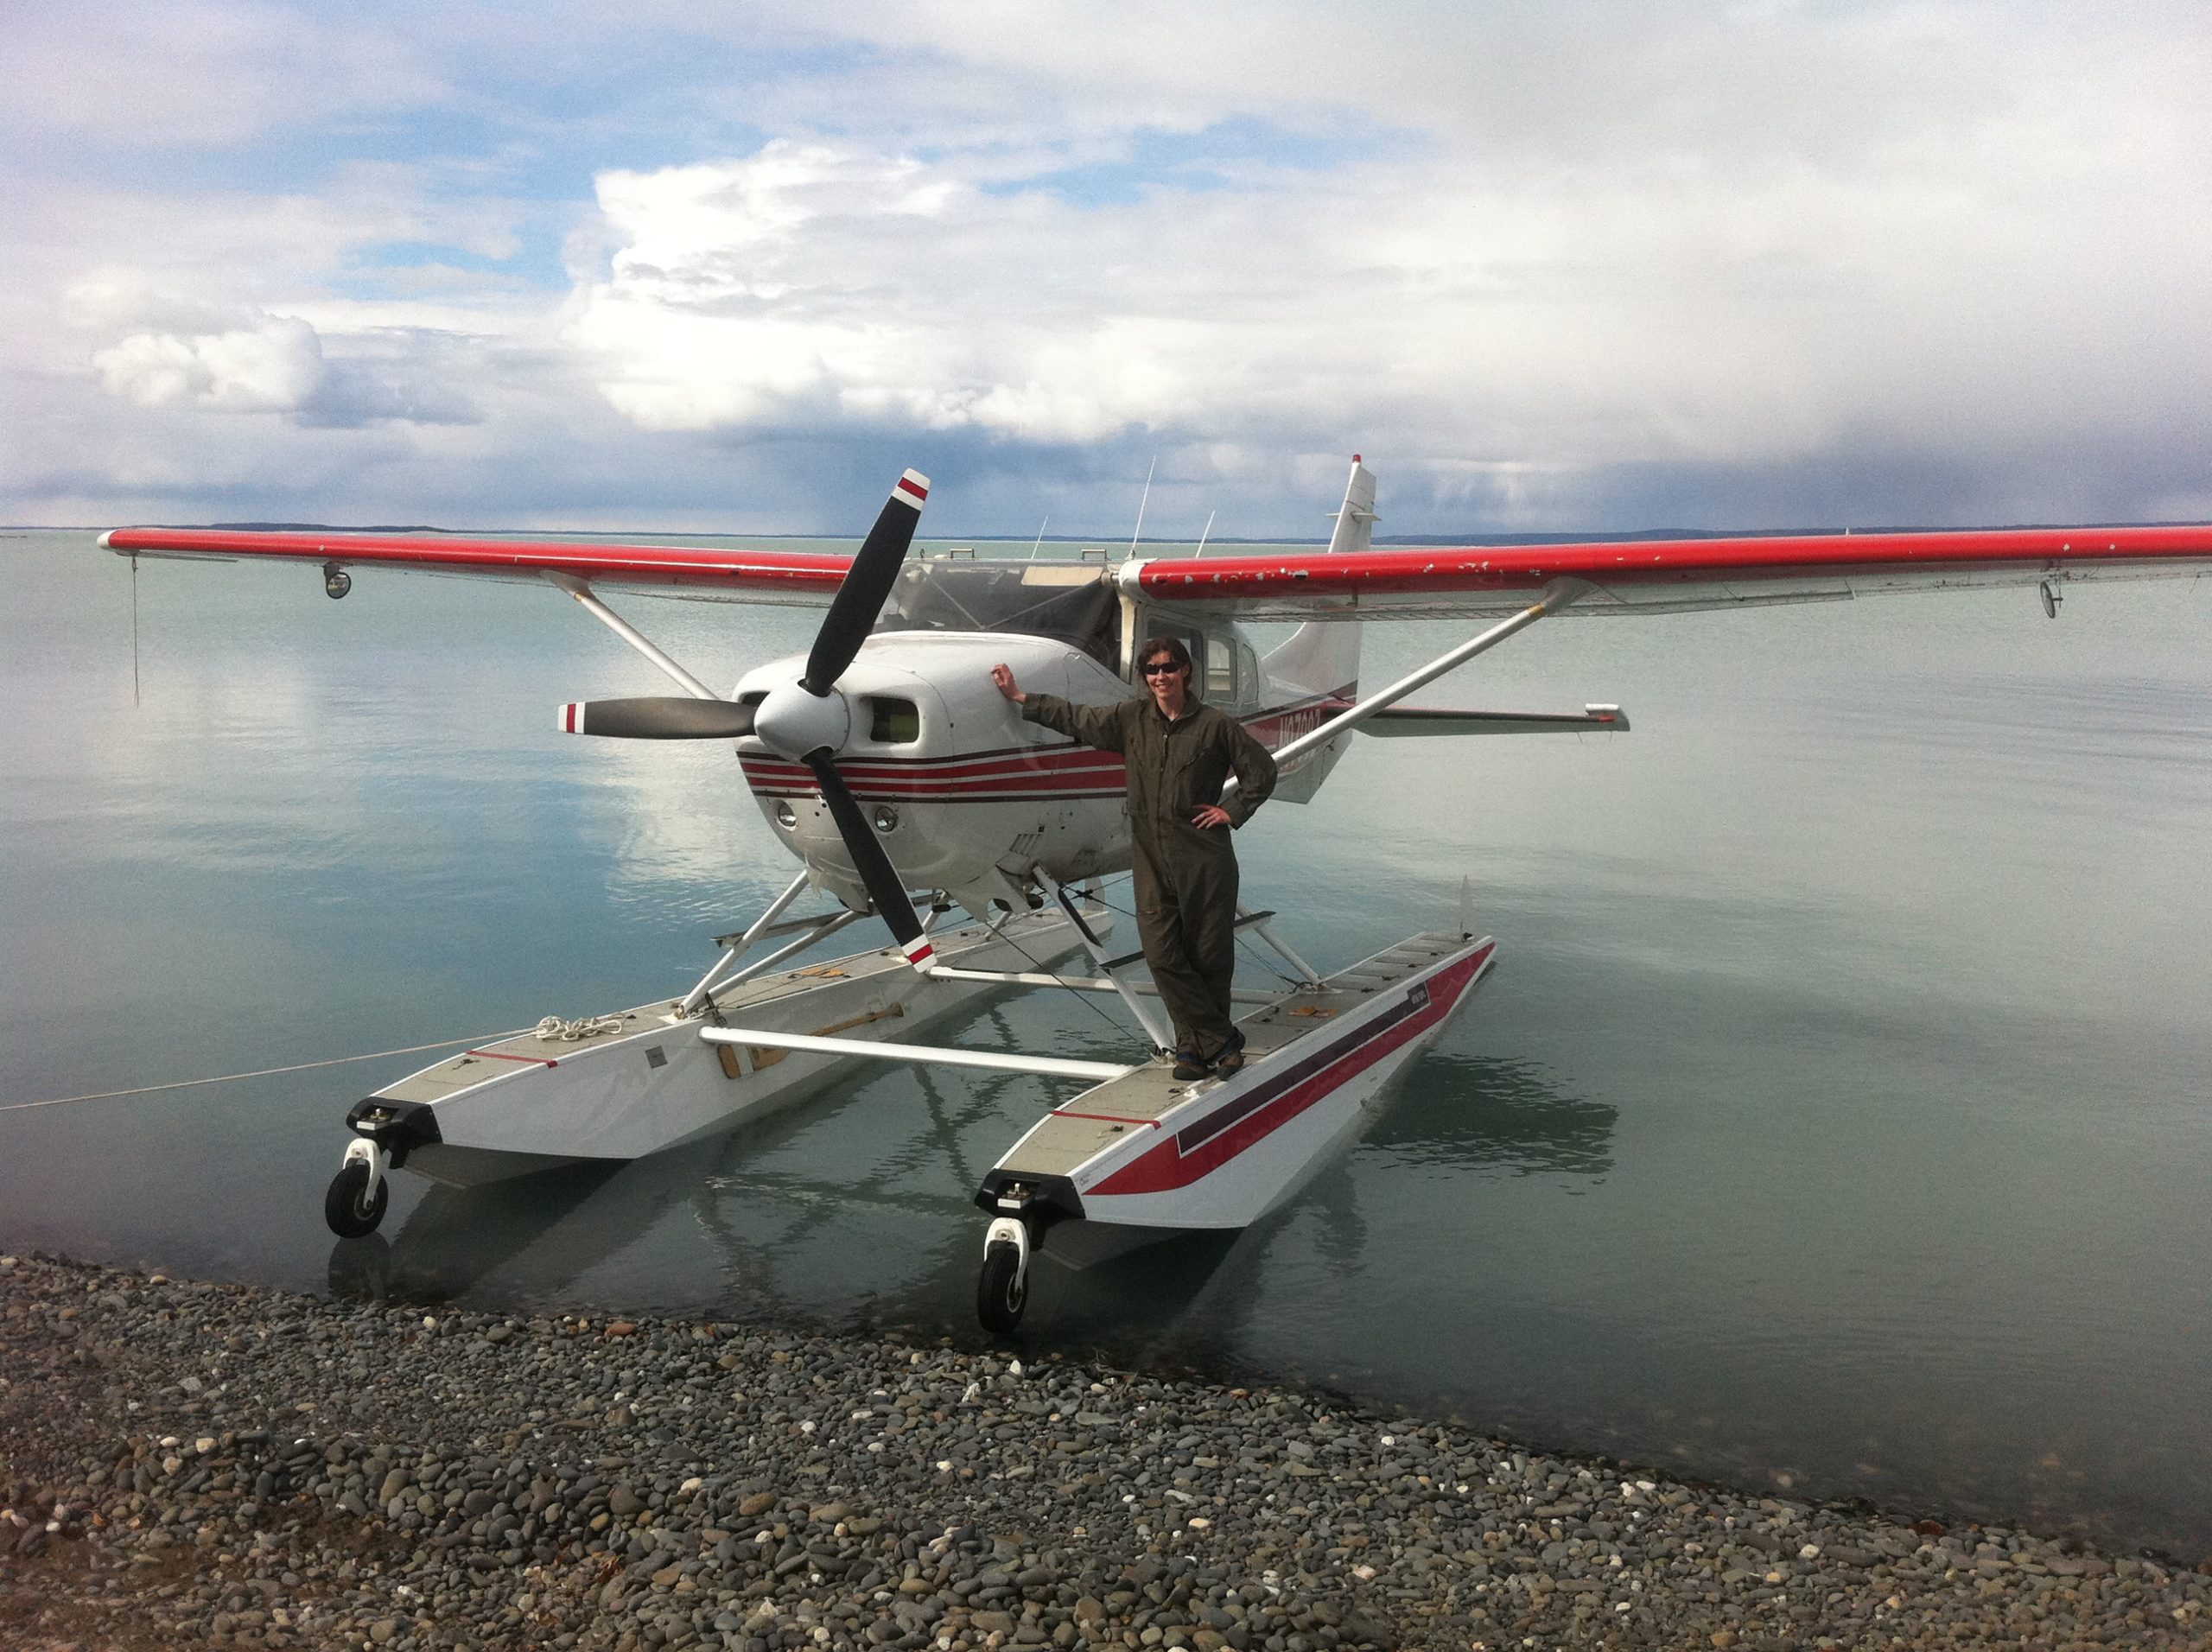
[752,680,852,759]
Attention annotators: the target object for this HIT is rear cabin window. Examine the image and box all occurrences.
[1206,635,1236,700]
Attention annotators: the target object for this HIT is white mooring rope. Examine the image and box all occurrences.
[0,1029,534,1115]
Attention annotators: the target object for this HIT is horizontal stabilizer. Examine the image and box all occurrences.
[559,697,757,739]
[1359,703,1629,737]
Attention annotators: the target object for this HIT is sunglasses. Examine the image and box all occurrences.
[1141,661,1182,676]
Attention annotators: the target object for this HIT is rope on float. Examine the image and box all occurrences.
[532,1014,625,1042]
[0,1030,533,1115]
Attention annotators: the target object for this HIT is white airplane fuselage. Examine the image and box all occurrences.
[728,570,1361,918]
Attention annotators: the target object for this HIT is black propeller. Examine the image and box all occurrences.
[803,469,929,694]
[803,752,935,967]
[557,467,938,969]
[785,468,935,967]
[558,696,755,739]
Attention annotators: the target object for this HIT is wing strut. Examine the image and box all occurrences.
[1272,576,1592,771]
[543,572,721,699]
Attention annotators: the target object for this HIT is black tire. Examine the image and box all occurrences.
[976,1242,1027,1334]
[324,1161,389,1238]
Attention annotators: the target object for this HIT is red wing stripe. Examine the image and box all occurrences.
[102,529,855,594]
[1138,528,2212,602]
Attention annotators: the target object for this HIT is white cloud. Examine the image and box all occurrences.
[8,2,2212,532]
[3,0,447,147]
[94,315,325,414]
[72,276,482,429]
[558,110,2212,505]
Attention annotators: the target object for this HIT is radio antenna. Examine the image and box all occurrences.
[1029,515,1048,560]
[1128,455,1155,556]
[1194,509,1216,558]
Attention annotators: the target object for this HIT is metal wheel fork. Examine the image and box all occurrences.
[976,1216,1033,1334]
[343,1135,389,1204]
[324,1136,393,1238]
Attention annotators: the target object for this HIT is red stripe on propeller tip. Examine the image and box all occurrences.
[562,703,580,734]
[895,471,929,505]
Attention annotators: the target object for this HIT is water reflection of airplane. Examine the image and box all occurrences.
[1063,1055,1620,1363]
[1359,1053,1618,1179]
[328,1055,997,1313]
[331,1004,1244,1332]
[111,454,2212,1333]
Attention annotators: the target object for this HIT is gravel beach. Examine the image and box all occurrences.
[3,1252,2205,1650]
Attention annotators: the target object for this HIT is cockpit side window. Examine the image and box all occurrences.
[1134,623,1204,689]
[868,697,920,743]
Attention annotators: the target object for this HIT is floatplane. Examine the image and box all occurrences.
[103,460,2212,1330]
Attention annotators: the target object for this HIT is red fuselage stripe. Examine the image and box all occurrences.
[739,686,1359,803]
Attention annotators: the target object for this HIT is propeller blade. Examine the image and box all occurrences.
[558,697,756,740]
[802,751,936,971]
[801,468,929,695]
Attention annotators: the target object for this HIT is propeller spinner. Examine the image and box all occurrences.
[559,467,937,969]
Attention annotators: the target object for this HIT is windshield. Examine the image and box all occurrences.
[874,561,1121,668]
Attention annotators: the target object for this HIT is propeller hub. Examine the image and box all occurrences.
[753,681,851,759]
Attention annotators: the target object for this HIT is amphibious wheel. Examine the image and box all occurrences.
[324,1160,390,1238]
[976,1241,1027,1334]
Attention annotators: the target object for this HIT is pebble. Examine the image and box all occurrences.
[2,1251,2209,1650]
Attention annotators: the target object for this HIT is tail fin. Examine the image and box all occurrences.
[1324,452,1378,555]
[1260,454,1373,801]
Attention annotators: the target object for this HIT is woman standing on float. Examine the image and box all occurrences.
[991,638,1277,1081]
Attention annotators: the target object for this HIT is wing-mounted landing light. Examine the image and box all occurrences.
[558,697,756,739]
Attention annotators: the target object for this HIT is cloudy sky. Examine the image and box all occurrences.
[6,1,2209,538]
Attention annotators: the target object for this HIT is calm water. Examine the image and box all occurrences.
[4,529,2210,1556]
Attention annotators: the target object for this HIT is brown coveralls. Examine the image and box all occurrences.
[1020,691,1277,1062]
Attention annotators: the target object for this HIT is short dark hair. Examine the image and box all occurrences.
[1138,635,1193,681]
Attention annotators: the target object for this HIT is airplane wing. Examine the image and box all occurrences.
[99,527,854,607]
[1124,525,2212,621]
